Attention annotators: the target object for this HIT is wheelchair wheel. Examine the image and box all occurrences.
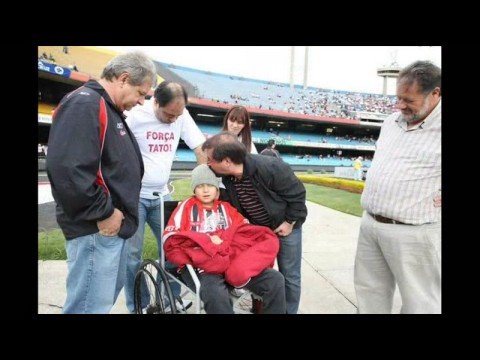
[134,259,177,314]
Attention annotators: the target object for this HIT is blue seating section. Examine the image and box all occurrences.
[161,62,397,118]
[175,147,371,167]
[196,124,375,147]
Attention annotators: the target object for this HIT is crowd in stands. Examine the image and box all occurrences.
[261,128,377,146]
[221,88,396,119]
[39,52,382,168]
[164,63,398,120]
[196,122,377,148]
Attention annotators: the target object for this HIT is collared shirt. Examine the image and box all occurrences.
[361,99,441,225]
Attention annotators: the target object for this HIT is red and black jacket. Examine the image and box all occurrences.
[47,80,144,240]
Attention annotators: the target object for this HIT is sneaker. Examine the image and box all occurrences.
[230,288,246,297]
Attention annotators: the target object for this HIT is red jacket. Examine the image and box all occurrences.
[163,197,247,238]
[163,197,279,287]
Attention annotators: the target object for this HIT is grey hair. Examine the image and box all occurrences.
[398,60,441,95]
[101,51,157,87]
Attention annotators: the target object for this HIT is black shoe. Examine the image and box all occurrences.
[251,297,263,314]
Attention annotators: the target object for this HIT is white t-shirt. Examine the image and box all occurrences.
[125,99,205,199]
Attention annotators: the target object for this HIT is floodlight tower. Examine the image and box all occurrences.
[377,49,401,95]
[303,46,309,89]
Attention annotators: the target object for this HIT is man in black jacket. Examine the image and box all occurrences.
[46,51,157,314]
[202,132,307,314]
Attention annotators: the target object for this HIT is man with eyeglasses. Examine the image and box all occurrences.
[123,81,207,313]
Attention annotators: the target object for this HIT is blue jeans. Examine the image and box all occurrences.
[277,227,302,314]
[124,195,181,313]
[63,233,127,314]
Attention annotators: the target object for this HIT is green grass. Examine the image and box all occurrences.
[170,178,192,201]
[303,183,362,217]
[38,177,361,260]
[38,229,67,260]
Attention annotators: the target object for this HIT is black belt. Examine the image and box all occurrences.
[368,213,407,225]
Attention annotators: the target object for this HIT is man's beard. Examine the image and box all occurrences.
[403,98,431,124]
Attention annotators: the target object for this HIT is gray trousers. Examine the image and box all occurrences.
[354,212,441,314]
[183,268,286,314]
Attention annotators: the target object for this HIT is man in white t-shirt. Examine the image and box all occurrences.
[124,81,206,313]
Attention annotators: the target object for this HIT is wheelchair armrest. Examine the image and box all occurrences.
[185,264,201,294]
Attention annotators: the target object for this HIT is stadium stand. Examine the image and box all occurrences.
[158,62,397,119]
[38,47,389,171]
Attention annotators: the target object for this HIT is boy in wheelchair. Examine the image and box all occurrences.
[163,164,286,314]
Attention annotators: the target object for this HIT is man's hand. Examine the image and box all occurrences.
[194,145,208,165]
[97,208,124,236]
[274,221,294,237]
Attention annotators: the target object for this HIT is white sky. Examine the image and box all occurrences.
[98,46,441,96]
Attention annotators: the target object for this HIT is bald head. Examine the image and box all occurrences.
[202,131,247,164]
[154,81,188,107]
[153,81,189,124]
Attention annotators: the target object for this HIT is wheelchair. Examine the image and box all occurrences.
[133,195,262,314]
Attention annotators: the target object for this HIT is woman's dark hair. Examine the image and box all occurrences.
[221,105,252,152]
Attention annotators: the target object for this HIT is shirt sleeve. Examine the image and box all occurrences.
[180,109,206,149]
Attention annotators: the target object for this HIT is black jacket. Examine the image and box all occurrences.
[220,154,307,230]
[46,80,144,240]
[260,148,280,158]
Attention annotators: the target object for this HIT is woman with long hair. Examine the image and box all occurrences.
[221,105,258,153]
